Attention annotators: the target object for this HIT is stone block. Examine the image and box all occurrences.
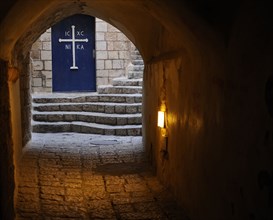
[31,41,42,50]
[99,96,110,102]
[105,60,112,69]
[117,33,129,41]
[119,51,130,59]
[32,87,43,93]
[83,104,98,112]
[48,114,63,122]
[108,51,119,59]
[31,50,40,59]
[95,18,103,22]
[32,61,43,71]
[60,105,82,111]
[115,105,125,113]
[72,96,86,103]
[78,114,95,123]
[117,117,127,125]
[109,96,126,102]
[134,96,142,103]
[96,51,108,59]
[97,70,109,77]
[86,96,99,102]
[127,128,141,136]
[32,78,42,87]
[124,87,141,94]
[128,117,142,124]
[113,60,124,69]
[42,71,52,79]
[96,22,107,32]
[42,42,51,50]
[81,126,103,135]
[116,129,127,136]
[109,70,124,78]
[113,42,127,50]
[64,114,76,122]
[97,77,109,86]
[96,60,105,70]
[126,97,135,103]
[96,116,116,125]
[107,42,114,50]
[126,105,138,113]
[105,105,115,113]
[96,32,105,40]
[97,105,105,112]
[138,105,142,113]
[45,79,52,87]
[104,129,115,135]
[40,32,51,41]
[44,61,52,70]
[96,41,107,50]
[105,32,117,41]
[107,24,120,32]
[41,51,52,60]
[33,114,47,121]
[44,87,52,93]
[72,124,81,132]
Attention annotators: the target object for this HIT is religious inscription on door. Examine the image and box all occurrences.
[52,14,96,92]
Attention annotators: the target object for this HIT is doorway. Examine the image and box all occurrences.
[52,14,96,92]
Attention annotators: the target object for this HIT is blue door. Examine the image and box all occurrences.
[52,14,96,92]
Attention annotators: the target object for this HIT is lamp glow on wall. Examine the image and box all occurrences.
[157,111,165,128]
[158,110,168,137]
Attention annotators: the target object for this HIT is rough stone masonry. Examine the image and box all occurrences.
[16,133,188,219]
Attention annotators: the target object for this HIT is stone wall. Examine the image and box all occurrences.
[31,29,52,92]
[31,18,134,93]
[0,60,15,220]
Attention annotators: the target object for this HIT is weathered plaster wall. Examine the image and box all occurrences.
[144,1,273,219]
[9,75,23,218]
[0,60,15,219]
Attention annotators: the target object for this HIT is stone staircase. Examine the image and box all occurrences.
[128,49,144,79]
[32,48,144,136]
[32,78,143,136]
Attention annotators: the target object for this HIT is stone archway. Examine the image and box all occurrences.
[3,1,271,220]
[0,1,217,219]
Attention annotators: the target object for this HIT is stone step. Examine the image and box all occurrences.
[112,77,142,87]
[32,121,142,136]
[33,102,142,114]
[132,60,144,65]
[131,50,141,56]
[32,93,142,104]
[98,86,142,94]
[132,65,144,71]
[128,71,143,79]
[32,111,142,126]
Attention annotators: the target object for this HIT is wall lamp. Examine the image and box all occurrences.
[158,110,168,137]
[157,111,165,128]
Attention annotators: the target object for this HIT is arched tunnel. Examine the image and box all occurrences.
[0,0,272,219]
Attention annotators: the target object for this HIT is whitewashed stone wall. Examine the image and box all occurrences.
[30,18,135,93]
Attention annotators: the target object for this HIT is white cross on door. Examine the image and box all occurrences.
[59,25,88,70]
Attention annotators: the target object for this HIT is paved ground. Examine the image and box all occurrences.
[16,133,188,220]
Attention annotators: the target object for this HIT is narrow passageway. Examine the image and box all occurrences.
[16,133,186,219]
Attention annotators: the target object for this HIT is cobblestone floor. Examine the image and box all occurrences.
[16,133,188,220]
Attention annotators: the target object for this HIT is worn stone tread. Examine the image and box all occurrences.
[32,93,142,104]
[32,110,142,117]
[32,111,142,126]
[32,121,142,135]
